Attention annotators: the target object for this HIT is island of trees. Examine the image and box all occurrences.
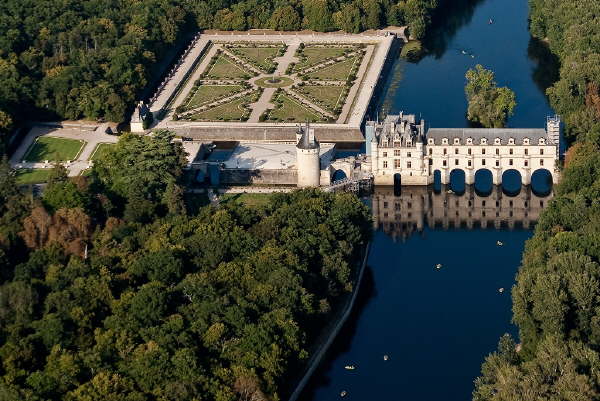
[473,0,600,398]
[0,131,372,400]
[465,64,516,128]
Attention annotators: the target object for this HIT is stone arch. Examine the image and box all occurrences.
[501,169,522,196]
[531,168,553,197]
[474,169,493,197]
[332,169,347,182]
[449,169,466,195]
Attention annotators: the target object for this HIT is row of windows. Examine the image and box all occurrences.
[382,150,412,157]
[429,148,544,156]
[382,159,545,169]
[428,137,547,145]
[382,200,541,209]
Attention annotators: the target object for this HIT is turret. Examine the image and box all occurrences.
[296,123,321,187]
[546,115,562,159]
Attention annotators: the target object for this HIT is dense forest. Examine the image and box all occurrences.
[473,0,600,399]
[0,131,372,400]
[0,0,439,146]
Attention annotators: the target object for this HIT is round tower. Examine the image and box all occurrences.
[296,124,321,188]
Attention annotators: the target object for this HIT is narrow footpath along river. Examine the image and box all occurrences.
[300,0,556,400]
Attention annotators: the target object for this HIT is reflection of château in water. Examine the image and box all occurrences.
[372,185,553,241]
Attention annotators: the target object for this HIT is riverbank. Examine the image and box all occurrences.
[287,242,371,401]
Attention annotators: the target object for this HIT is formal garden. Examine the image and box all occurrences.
[23,136,86,162]
[174,40,371,123]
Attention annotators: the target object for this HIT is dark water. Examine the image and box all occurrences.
[301,0,556,400]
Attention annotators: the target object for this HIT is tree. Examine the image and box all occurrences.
[362,0,382,30]
[302,0,334,32]
[465,65,516,128]
[269,6,301,31]
[333,4,362,33]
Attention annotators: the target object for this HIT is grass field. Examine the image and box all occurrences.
[207,55,251,79]
[90,143,115,161]
[230,47,281,71]
[294,47,351,71]
[307,57,358,80]
[24,136,85,162]
[219,193,272,207]
[268,94,325,122]
[188,93,254,121]
[186,84,244,109]
[296,85,345,112]
[15,168,53,184]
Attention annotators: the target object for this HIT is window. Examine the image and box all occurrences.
[496,148,499,155]
[442,138,448,144]
[443,160,447,167]
[428,138,434,145]
[524,160,528,167]
[454,138,460,145]
[509,138,515,145]
[509,148,513,155]
[455,148,459,154]
[468,160,472,167]
[407,152,411,158]
[524,138,530,145]
[383,152,387,157]
[443,148,447,155]
[383,161,388,168]
[383,202,388,208]
[429,148,432,155]
[482,200,486,207]
[525,148,528,155]
[429,159,433,165]
[540,149,544,155]
[540,159,544,166]
[481,138,487,145]
[482,148,486,154]
[495,138,501,145]
[468,148,472,155]
[482,159,486,166]
[455,159,459,166]
[407,161,412,168]
[496,160,499,167]
[509,159,513,166]
[394,159,401,168]
[394,149,401,156]
[467,138,473,145]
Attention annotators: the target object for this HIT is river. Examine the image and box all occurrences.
[300,0,555,400]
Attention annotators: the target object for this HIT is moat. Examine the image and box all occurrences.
[301,0,555,399]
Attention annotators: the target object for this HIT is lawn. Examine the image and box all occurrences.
[207,55,251,79]
[294,46,352,71]
[15,168,53,184]
[186,84,244,109]
[295,85,346,112]
[188,93,254,121]
[219,193,272,207]
[268,94,325,123]
[307,57,358,81]
[23,136,85,162]
[229,47,281,72]
[90,143,115,161]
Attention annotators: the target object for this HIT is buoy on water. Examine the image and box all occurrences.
[383,355,390,361]
[340,391,348,397]
[436,263,442,269]
[499,288,504,293]
[497,240,503,246]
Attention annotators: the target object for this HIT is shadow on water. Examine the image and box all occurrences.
[528,36,561,95]
[299,267,377,401]
[423,0,487,59]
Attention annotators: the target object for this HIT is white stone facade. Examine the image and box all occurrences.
[366,114,561,186]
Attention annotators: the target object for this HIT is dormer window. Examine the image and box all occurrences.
[494,138,501,145]
[466,137,473,145]
[442,138,449,145]
[539,138,546,145]
[480,138,487,145]
[508,138,515,145]
[453,138,460,145]
[428,138,434,145]
[523,138,530,145]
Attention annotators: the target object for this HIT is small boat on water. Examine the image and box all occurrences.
[461,50,467,55]
[340,390,348,397]
[497,240,503,246]
[383,354,390,361]
[498,287,504,293]
[489,18,494,24]
[436,263,442,269]
[447,189,453,194]
[344,365,356,370]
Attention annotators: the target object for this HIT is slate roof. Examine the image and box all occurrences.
[426,128,552,145]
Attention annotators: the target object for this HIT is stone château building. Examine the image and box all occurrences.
[366,113,561,186]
